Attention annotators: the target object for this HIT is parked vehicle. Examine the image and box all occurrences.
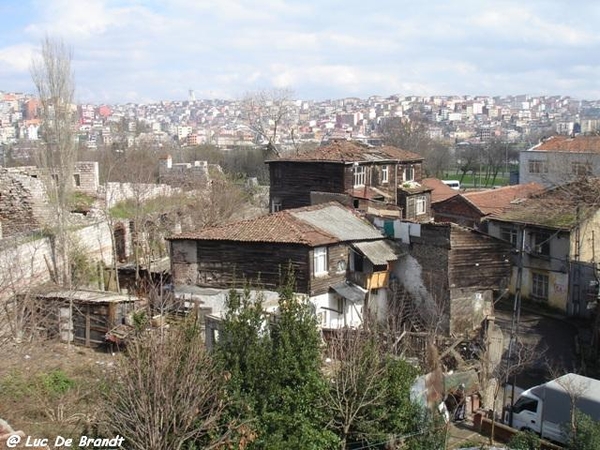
[506,373,600,444]
[442,180,461,190]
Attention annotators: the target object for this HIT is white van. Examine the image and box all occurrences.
[442,180,461,190]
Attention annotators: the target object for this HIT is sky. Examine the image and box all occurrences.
[0,0,599,104]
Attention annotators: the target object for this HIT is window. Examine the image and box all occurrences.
[313,247,328,276]
[500,227,518,246]
[381,165,389,183]
[572,162,592,176]
[513,397,538,414]
[415,196,426,215]
[272,165,283,185]
[532,272,549,301]
[532,231,551,256]
[271,198,282,213]
[403,165,414,181]
[528,159,548,174]
[353,165,366,187]
[73,174,81,187]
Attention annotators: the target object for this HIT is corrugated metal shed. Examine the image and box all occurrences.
[291,204,383,242]
[352,240,399,265]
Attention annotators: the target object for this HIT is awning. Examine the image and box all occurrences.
[330,282,367,303]
[352,240,399,265]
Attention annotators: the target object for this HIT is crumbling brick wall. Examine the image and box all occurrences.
[0,168,50,237]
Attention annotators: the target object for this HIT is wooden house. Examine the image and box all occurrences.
[266,140,431,221]
[167,202,401,329]
[380,221,512,336]
[34,289,140,347]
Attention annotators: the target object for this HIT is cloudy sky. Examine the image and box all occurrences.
[1,0,599,104]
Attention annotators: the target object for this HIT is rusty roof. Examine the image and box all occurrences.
[486,179,600,229]
[532,135,600,153]
[462,183,544,216]
[270,139,423,163]
[169,202,382,246]
[421,178,459,204]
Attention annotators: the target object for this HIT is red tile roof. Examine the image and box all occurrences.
[170,209,336,245]
[533,135,600,153]
[272,140,423,163]
[463,183,544,216]
[421,178,459,204]
[168,202,381,246]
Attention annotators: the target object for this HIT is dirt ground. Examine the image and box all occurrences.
[0,340,121,446]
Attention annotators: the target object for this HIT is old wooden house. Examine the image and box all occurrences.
[266,140,431,222]
[484,178,600,316]
[34,289,140,347]
[379,221,512,336]
[167,202,400,329]
[431,183,544,230]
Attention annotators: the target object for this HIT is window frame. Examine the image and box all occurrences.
[500,227,518,246]
[403,165,415,182]
[353,165,366,187]
[532,231,551,256]
[572,161,592,176]
[528,159,548,174]
[415,195,426,215]
[313,246,328,276]
[381,165,389,184]
[532,272,549,301]
[73,173,81,187]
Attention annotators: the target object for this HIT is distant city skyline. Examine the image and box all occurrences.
[1,0,599,104]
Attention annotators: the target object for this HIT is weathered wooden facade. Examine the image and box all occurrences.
[168,202,400,329]
[34,290,139,347]
[391,222,512,335]
[267,140,429,220]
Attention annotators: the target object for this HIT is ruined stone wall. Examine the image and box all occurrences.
[0,220,114,300]
[104,182,178,209]
[0,168,50,237]
[73,161,99,195]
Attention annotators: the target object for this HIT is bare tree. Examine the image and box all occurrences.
[30,36,77,287]
[103,320,239,450]
[323,328,388,448]
[239,88,296,157]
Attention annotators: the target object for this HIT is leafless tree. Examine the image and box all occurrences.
[323,328,388,448]
[30,36,77,287]
[239,88,296,157]
[103,320,240,450]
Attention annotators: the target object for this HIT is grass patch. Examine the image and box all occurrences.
[109,195,181,219]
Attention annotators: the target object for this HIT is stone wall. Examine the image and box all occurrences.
[73,161,99,195]
[104,182,178,209]
[0,220,114,300]
[0,168,50,237]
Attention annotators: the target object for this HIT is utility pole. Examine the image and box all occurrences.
[504,224,525,426]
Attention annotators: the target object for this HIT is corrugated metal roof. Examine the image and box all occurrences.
[352,240,399,265]
[290,204,383,241]
[330,281,366,303]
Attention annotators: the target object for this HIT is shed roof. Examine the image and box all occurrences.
[330,281,367,303]
[269,140,423,163]
[37,290,134,304]
[169,202,383,245]
[352,240,399,265]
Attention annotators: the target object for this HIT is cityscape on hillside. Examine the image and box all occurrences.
[2,91,600,154]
